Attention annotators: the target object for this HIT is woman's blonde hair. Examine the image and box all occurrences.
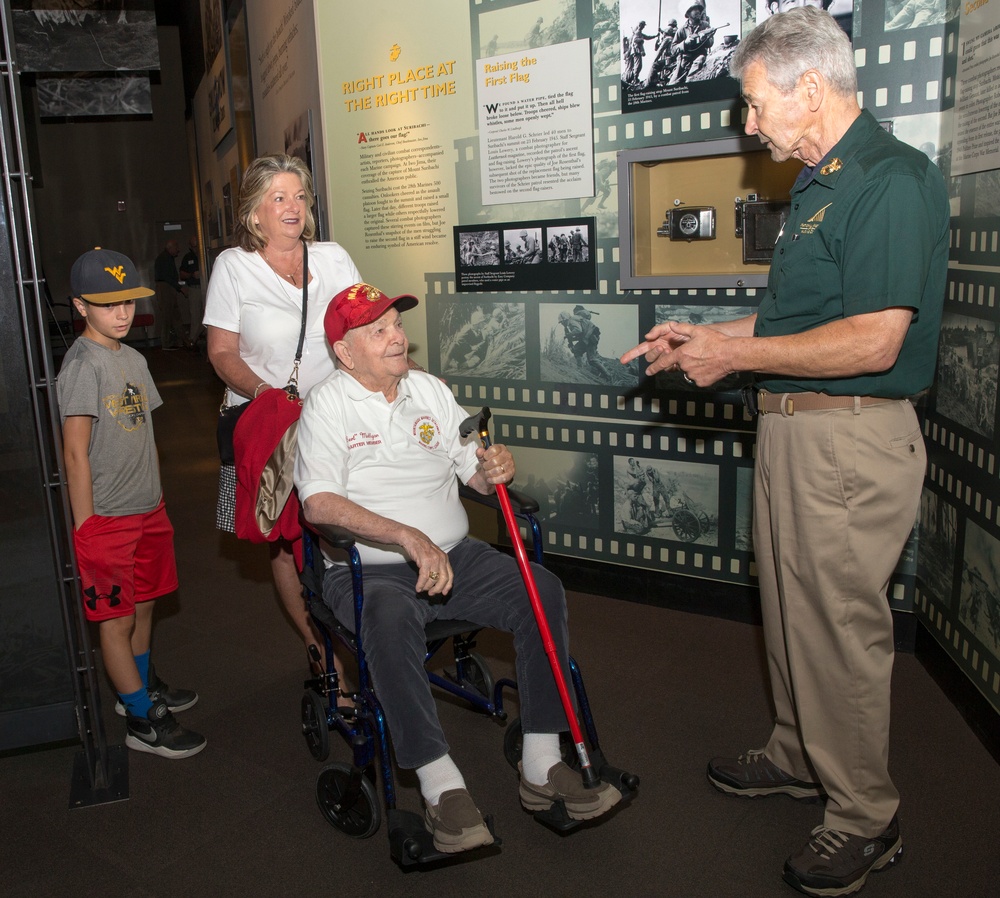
[233,154,316,252]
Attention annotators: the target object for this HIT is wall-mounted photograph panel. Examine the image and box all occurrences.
[613,455,719,546]
[439,301,526,380]
[455,217,596,292]
[540,301,639,388]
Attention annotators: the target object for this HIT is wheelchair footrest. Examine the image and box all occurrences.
[388,808,501,867]
[529,759,639,834]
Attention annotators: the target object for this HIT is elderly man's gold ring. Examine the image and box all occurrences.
[428,571,440,581]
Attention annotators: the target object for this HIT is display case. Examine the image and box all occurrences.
[617,136,800,289]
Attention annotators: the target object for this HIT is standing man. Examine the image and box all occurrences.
[621,8,948,896]
[153,238,188,350]
[178,235,205,348]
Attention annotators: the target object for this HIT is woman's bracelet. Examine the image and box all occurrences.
[253,381,269,398]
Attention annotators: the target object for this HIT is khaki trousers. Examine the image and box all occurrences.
[752,399,925,836]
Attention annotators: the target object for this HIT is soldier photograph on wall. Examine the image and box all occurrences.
[613,456,719,546]
[540,302,639,387]
[919,490,957,608]
[934,311,999,440]
[960,521,1000,654]
[509,447,601,531]
[620,0,742,112]
[652,304,753,392]
[439,301,525,379]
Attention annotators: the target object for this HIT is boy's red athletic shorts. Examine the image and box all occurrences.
[73,500,179,622]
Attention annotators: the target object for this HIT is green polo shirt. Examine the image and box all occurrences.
[754,109,949,397]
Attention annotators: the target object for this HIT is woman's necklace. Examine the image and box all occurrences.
[260,246,302,286]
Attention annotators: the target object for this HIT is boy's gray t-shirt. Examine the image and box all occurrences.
[57,337,164,517]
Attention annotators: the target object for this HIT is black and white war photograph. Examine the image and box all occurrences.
[508,447,600,531]
[918,489,957,607]
[754,0,853,38]
[504,227,543,264]
[614,456,719,545]
[735,464,753,552]
[439,301,525,379]
[36,73,151,117]
[959,520,1000,654]
[545,224,590,263]
[884,0,957,32]
[582,152,618,238]
[540,302,639,387]
[935,311,999,439]
[458,230,502,268]
[653,304,754,392]
[12,0,158,72]
[620,0,742,112]
[477,0,575,59]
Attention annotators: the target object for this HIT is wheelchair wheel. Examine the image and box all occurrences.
[460,650,496,703]
[316,763,381,838]
[301,691,330,762]
[503,717,577,771]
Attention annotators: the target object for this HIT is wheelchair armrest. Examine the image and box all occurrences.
[299,512,357,550]
[300,483,541,550]
[459,482,540,515]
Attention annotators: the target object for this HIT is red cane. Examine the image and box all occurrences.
[460,408,600,789]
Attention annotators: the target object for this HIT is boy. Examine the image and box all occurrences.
[58,247,205,759]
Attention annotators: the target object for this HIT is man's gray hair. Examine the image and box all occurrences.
[730,6,856,97]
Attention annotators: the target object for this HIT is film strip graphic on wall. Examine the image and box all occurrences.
[425,269,758,429]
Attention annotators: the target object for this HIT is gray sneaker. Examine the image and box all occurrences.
[424,789,494,853]
[783,815,902,896]
[708,749,827,800]
[125,700,206,759]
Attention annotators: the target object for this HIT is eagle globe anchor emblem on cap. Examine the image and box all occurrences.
[355,283,382,303]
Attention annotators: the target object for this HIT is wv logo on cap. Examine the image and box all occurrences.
[104,265,127,284]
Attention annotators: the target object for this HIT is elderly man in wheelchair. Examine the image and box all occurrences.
[293,283,621,855]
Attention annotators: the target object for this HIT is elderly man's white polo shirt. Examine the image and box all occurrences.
[295,369,482,565]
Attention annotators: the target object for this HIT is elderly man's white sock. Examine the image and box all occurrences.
[416,753,466,806]
[521,732,562,785]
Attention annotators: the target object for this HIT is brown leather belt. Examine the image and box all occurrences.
[757,390,897,416]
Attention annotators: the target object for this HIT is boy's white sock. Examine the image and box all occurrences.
[415,753,466,807]
[521,732,562,785]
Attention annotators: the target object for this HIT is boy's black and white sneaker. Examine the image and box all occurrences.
[783,815,902,897]
[125,700,206,759]
[115,664,198,716]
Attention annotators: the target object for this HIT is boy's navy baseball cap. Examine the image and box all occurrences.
[71,247,154,304]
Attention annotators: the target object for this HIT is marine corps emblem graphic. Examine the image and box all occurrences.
[413,415,441,449]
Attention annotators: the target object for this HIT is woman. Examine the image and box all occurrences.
[204,154,360,677]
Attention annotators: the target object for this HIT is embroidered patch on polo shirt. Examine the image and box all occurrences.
[412,415,442,449]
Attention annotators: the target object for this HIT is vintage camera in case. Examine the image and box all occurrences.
[734,194,791,263]
[657,206,716,241]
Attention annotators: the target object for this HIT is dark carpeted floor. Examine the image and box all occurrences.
[2,347,997,898]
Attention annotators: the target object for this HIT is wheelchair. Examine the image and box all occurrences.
[297,484,638,867]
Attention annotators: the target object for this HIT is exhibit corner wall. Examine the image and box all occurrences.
[302,1,1000,717]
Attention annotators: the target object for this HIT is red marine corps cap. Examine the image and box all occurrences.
[324,282,419,345]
